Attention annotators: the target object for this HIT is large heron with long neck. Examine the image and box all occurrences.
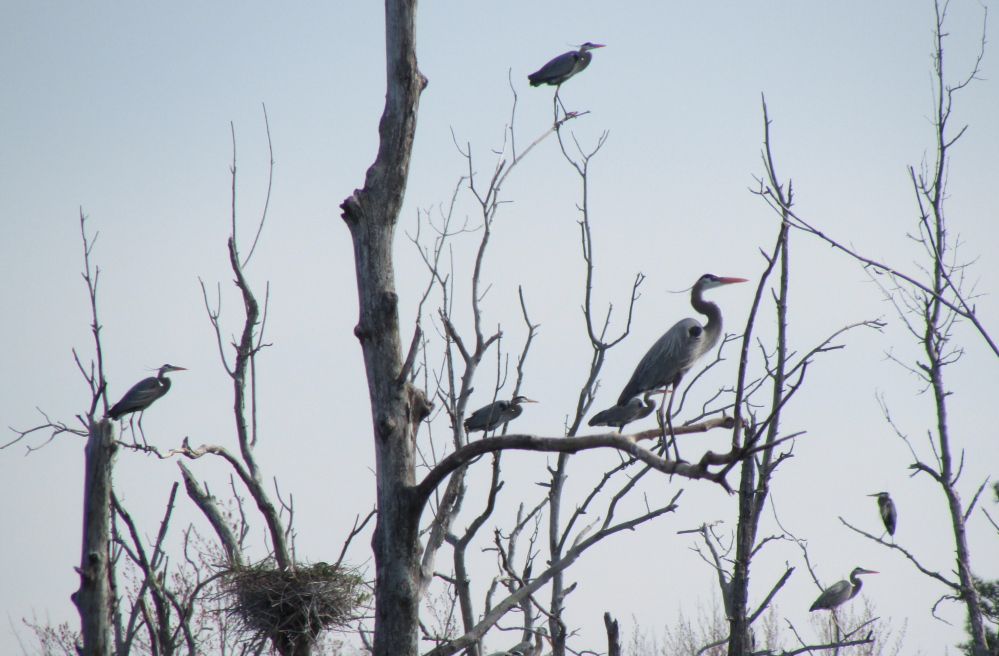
[617,274,747,406]
[108,364,187,420]
[809,567,878,612]
[528,43,605,88]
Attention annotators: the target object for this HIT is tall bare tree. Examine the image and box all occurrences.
[339,2,430,654]
[760,3,993,654]
[341,4,760,655]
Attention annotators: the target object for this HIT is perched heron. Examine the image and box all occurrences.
[617,275,747,406]
[108,364,187,420]
[588,390,666,432]
[809,568,878,612]
[487,627,549,656]
[868,492,897,536]
[528,42,605,87]
[464,395,538,434]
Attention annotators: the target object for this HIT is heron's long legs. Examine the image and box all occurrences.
[124,415,137,446]
[136,411,149,448]
[553,87,570,123]
[831,610,843,642]
[656,387,681,462]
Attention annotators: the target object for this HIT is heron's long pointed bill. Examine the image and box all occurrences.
[718,277,749,285]
[522,398,539,403]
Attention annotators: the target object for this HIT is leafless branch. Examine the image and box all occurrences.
[839,516,957,588]
[423,491,682,656]
[241,103,275,268]
[337,508,377,568]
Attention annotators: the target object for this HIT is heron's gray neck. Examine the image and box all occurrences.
[849,575,863,600]
[691,287,722,344]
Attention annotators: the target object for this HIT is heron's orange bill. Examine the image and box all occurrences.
[719,277,749,284]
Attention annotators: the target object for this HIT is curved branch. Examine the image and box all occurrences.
[176,439,290,568]
[416,424,749,505]
[839,516,957,588]
[177,462,243,565]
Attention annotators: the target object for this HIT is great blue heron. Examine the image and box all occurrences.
[588,390,666,432]
[464,395,538,434]
[528,42,605,87]
[108,364,187,419]
[809,567,878,612]
[487,627,549,656]
[617,274,748,406]
[868,492,897,536]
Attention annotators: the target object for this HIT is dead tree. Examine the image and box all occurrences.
[7,215,202,656]
[339,2,429,654]
[408,98,751,656]
[170,114,369,656]
[70,214,116,656]
[758,3,993,654]
[74,418,116,656]
[665,119,881,655]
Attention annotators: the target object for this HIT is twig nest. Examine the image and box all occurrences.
[226,561,367,644]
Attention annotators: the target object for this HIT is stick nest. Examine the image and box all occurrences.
[226,561,367,644]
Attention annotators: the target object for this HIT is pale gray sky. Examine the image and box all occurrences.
[2,1,998,654]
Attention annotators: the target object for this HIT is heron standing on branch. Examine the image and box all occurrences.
[588,390,666,432]
[528,42,605,88]
[809,567,878,612]
[108,364,187,420]
[614,274,746,459]
[869,492,897,537]
[529,42,604,118]
[487,627,549,656]
[464,395,538,434]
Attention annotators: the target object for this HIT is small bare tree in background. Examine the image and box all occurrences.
[7,110,368,656]
[760,3,994,655]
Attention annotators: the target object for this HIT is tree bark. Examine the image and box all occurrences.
[71,419,116,656]
[340,1,428,655]
[726,456,754,656]
[603,612,621,656]
[728,131,792,656]
[929,327,988,655]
